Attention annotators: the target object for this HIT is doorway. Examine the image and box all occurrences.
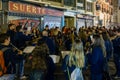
[64,16,75,28]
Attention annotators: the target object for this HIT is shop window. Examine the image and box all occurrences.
[87,2,93,12]
[96,4,101,10]
[77,0,84,3]
[77,0,85,10]
[64,0,75,7]
[47,0,62,3]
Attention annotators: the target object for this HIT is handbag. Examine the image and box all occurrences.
[66,55,84,80]
[70,67,84,80]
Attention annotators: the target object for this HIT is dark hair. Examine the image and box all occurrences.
[8,24,15,29]
[37,39,46,46]
[16,25,22,32]
[45,25,49,28]
[75,37,80,43]
[0,33,10,43]
[93,34,100,39]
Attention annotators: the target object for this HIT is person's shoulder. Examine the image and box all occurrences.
[93,46,101,50]
[0,44,7,50]
[0,45,12,53]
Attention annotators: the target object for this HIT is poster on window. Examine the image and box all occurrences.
[8,16,40,29]
[86,19,93,27]
[44,16,61,29]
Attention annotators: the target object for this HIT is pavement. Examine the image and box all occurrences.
[22,58,119,80]
[53,58,120,80]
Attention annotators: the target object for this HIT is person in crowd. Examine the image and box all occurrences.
[62,37,85,80]
[0,33,23,75]
[40,30,56,55]
[14,25,32,50]
[78,28,87,46]
[6,23,16,45]
[87,34,105,80]
[102,31,113,61]
[50,28,61,55]
[29,39,55,80]
[14,25,32,79]
[112,29,120,79]
[31,27,40,39]
[44,25,50,36]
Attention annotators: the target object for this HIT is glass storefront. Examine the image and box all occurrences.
[86,19,93,27]
[77,18,85,31]
[44,16,62,29]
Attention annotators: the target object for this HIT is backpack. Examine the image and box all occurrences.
[0,47,10,76]
[0,50,7,76]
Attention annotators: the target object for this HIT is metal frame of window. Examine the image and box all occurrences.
[77,0,85,10]
[64,0,76,7]
[46,0,62,3]
[86,2,93,12]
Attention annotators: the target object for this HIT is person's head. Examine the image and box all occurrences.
[75,37,81,43]
[45,25,49,30]
[8,23,16,30]
[42,30,48,37]
[92,34,101,46]
[102,31,110,41]
[93,34,106,57]
[0,33,10,45]
[16,25,22,32]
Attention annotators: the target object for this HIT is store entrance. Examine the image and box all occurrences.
[64,16,75,28]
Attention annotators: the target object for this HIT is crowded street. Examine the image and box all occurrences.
[0,0,120,80]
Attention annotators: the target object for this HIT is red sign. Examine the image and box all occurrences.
[9,1,63,16]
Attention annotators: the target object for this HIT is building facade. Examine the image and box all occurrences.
[2,0,113,30]
[41,0,95,30]
[94,0,113,27]
[117,0,120,24]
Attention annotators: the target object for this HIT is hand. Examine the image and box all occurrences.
[28,56,33,60]
[86,50,90,54]
[18,50,23,55]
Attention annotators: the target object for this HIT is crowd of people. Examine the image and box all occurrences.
[0,24,120,80]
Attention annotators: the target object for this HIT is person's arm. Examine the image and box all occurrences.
[62,55,69,72]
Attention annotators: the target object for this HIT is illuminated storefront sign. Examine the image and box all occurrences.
[9,1,63,16]
[64,12,76,17]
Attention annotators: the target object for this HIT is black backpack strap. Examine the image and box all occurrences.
[1,47,10,53]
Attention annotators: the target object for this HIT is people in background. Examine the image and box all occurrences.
[0,33,23,75]
[87,34,105,80]
[6,23,16,45]
[14,25,32,50]
[62,37,85,80]
[29,39,55,80]
[112,29,120,79]
[40,30,56,55]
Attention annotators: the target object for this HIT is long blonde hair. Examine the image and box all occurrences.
[68,39,85,68]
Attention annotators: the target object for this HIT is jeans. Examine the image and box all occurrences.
[16,60,25,77]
